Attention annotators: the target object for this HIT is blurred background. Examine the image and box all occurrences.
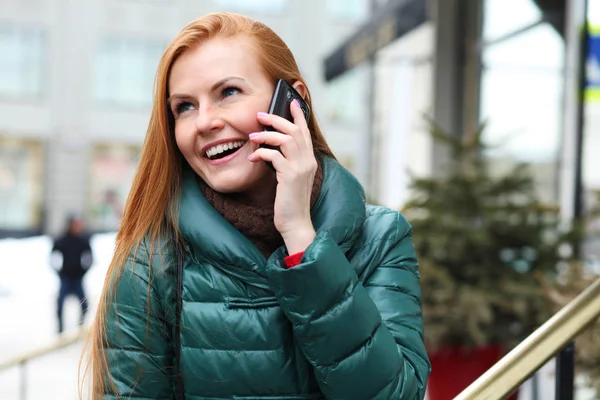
[1,0,600,399]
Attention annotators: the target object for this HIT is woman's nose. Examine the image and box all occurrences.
[195,104,224,134]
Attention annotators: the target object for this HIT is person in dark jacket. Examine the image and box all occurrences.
[85,12,430,400]
[50,215,92,333]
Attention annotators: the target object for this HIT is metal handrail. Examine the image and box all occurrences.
[455,277,600,400]
[0,328,89,372]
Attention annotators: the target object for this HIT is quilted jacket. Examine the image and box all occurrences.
[103,157,431,399]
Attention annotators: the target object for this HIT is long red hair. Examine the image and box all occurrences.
[82,12,335,399]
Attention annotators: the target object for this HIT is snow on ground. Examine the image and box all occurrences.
[0,233,116,399]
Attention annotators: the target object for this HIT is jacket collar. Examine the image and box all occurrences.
[178,157,366,288]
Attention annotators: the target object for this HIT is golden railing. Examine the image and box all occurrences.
[455,277,600,400]
[0,328,89,400]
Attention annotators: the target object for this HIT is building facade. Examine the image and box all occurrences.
[325,0,600,219]
[0,0,373,236]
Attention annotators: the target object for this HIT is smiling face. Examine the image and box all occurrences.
[168,36,277,201]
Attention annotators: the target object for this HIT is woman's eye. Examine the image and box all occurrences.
[222,86,240,98]
[175,102,194,115]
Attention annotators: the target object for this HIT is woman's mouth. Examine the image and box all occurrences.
[204,140,247,165]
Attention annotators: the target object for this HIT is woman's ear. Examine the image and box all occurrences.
[292,81,308,100]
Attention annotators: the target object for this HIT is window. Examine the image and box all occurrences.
[591,0,600,26]
[215,0,287,14]
[88,144,140,232]
[327,0,368,21]
[483,0,542,42]
[0,25,45,99]
[93,37,166,107]
[0,138,43,231]
[481,1,564,204]
[324,64,368,126]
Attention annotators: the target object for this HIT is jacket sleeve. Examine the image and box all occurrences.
[266,215,430,400]
[103,244,175,399]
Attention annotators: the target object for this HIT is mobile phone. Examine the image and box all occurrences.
[260,79,310,168]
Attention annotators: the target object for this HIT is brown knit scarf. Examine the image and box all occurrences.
[198,162,324,258]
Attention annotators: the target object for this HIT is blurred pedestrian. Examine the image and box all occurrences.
[50,215,92,334]
[86,12,430,400]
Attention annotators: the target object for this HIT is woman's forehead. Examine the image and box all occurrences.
[169,36,264,87]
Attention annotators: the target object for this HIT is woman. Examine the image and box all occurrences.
[87,12,430,400]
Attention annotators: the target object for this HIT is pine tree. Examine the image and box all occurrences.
[403,122,574,351]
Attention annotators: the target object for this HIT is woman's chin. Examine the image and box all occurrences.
[205,166,276,205]
[202,167,266,194]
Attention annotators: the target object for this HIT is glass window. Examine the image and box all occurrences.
[88,144,140,232]
[0,25,45,99]
[324,64,368,126]
[327,0,368,20]
[590,0,600,25]
[0,138,43,231]
[480,19,564,204]
[483,0,542,41]
[215,0,287,14]
[483,24,563,69]
[94,37,166,107]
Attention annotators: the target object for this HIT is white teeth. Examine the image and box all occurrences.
[206,141,245,158]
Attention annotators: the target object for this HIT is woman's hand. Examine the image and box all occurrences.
[248,99,317,254]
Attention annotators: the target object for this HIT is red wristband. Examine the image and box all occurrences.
[284,251,304,268]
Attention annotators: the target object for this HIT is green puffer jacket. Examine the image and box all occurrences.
[104,157,430,400]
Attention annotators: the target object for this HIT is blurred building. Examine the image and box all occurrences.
[323,0,577,210]
[0,0,371,237]
[2,0,600,243]
[323,0,600,257]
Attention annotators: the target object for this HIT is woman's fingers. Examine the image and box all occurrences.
[251,100,314,175]
[247,146,287,170]
[289,99,313,150]
[256,104,308,147]
[249,131,296,152]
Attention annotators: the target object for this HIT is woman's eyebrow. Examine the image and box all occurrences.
[166,93,195,104]
[211,76,246,91]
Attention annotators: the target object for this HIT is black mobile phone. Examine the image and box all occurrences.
[260,79,310,168]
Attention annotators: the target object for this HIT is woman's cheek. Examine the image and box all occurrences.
[174,128,190,156]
